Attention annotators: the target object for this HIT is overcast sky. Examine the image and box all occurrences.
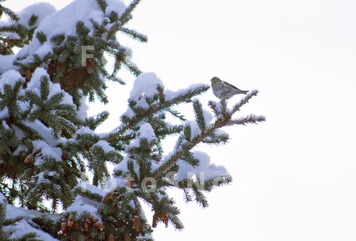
[5,0,356,240]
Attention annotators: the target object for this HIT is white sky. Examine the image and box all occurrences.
[4,0,356,240]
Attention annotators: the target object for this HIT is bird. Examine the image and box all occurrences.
[210,77,248,99]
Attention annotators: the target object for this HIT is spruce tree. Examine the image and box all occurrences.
[0,0,265,240]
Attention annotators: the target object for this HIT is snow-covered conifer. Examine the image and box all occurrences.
[0,0,265,240]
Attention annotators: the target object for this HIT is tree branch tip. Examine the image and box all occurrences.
[259,115,267,122]
[249,89,259,95]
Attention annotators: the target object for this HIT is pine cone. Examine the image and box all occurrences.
[133,215,140,232]
[152,212,169,228]
[108,234,115,241]
[210,76,248,99]
[24,152,36,164]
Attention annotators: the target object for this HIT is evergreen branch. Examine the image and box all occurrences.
[152,95,265,179]
[204,175,233,190]
[46,93,65,107]
[25,91,43,108]
[202,131,229,145]
[84,111,110,130]
[191,185,208,208]
[110,47,131,77]
[123,59,142,76]
[28,15,39,28]
[73,185,103,202]
[0,80,25,119]
[120,27,148,42]
[175,174,231,207]
[180,150,199,166]
[15,122,44,141]
[104,0,143,39]
[167,108,186,121]
[39,78,50,100]
[192,99,205,132]
[106,85,209,143]
[228,114,266,126]
[119,0,142,24]
[182,188,193,202]
[35,31,47,44]
[183,124,191,141]
[231,89,259,115]
[0,4,19,21]
[207,100,220,116]
[155,124,184,137]
[96,0,108,12]
[152,120,226,179]
[138,193,184,230]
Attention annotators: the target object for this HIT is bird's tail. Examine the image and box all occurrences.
[241,90,249,94]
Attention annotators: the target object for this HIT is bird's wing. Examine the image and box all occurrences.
[222,80,238,90]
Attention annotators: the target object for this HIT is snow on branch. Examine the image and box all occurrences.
[106,73,209,143]
[152,89,265,179]
[231,89,259,115]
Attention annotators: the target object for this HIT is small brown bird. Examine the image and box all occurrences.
[210,77,248,99]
